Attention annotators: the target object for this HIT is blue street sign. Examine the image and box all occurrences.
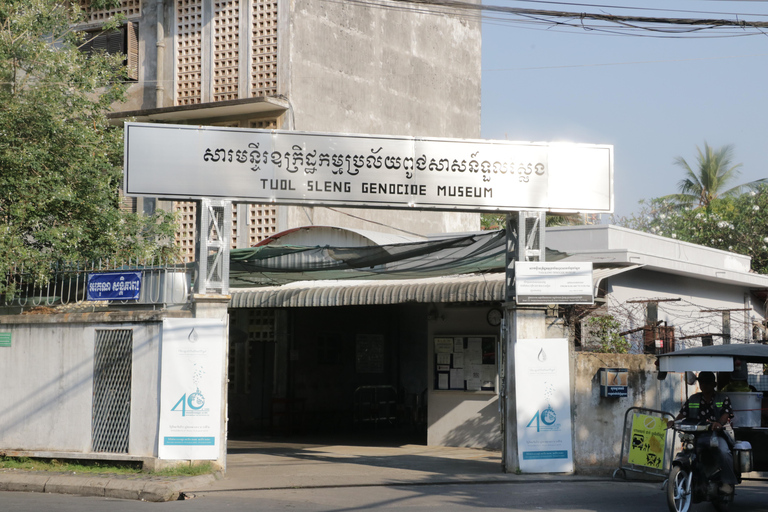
[87,272,142,301]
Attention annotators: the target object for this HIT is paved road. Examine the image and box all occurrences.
[3,479,767,511]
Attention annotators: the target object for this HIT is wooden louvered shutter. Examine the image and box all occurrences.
[125,22,139,81]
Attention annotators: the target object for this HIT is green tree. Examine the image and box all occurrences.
[586,315,629,354]
[663,142,766,207]
[0,0,177,293]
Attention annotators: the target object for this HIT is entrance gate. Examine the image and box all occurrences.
[123,123,613,472]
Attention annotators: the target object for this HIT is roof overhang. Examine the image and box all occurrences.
[107,96,290,125]
[549,225,768,289]
[592,264,643,296]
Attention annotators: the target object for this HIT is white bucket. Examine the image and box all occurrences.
[729,392,763,427]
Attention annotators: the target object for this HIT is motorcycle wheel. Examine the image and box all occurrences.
[667,466,692,512]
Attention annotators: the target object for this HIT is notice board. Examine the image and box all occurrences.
[434,335,497,392]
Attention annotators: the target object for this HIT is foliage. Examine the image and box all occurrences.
[586,315,629,354]
[0,0,177,294]
[0,456,214,476]
[480,213,589,231]
[662,142,766,207]
[615,186,768,274]
[481,213,506,230]
[0,455,142,474]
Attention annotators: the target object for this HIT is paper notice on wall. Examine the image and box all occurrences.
[466,365,482,391]
[438,373,449,390]
[467,339,482,364]
[452,352,464,369]
[436,352,451,365]
[450,369,465,389]
[158,318,226,460]
[454,338,464,353]
[435,338,454,354]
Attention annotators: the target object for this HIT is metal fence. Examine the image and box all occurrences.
[1,259,193,308]
[613,406,676,481]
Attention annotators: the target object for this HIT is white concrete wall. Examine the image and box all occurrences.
[0,317,162,457]
[282,0,482,236]
[607,270,762,346]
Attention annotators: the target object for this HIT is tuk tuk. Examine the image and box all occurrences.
[658,343,768,474]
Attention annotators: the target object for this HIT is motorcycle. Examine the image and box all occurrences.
[666,419,753,512]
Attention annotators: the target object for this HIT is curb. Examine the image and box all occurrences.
[187,475,615,493]
[0,472,218,502]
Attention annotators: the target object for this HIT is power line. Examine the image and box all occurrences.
[343,0,768,37]
[492,0,768,19]
[483,52,768,72]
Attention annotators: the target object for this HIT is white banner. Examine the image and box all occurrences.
[515,338,573,473]
[124,123,613,213]
[516,262,594,305]
[158,318,226,460]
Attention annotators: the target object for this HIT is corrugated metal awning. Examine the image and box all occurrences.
[230,273,506,308]
[229,264,643,308]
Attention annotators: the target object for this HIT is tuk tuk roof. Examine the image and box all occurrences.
[658,343,768,372]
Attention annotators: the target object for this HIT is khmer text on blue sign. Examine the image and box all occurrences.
[87,272,142,301]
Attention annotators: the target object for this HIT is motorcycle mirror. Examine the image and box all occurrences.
[685,371,697,385]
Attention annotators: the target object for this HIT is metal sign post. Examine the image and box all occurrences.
[195,198,231,295]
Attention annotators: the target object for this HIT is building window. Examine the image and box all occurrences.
[80,22,139,81]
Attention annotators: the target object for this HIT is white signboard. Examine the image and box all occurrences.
[516,262,594,305]
[124,123,613,213]
[158,318,226,460]
[515,338,573,473]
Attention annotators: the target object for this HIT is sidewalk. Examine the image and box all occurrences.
[0,438,608,502]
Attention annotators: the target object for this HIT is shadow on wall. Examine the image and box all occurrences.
[441,401,501,451]
[572,353,668,475]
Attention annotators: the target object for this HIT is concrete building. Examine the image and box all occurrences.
[85,0,483,261]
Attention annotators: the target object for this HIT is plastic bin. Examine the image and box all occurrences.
[729,392,763,427]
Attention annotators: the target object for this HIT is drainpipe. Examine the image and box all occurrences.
[156,0,165,108]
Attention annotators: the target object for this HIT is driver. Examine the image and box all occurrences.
[667,371,737,493]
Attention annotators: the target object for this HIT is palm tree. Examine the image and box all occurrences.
[665,142,766,207]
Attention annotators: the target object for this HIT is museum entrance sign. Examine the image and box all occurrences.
[124,123,613,213]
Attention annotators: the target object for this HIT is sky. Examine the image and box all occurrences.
[480,0,768,219]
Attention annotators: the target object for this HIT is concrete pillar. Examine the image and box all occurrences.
[502,306,547,473]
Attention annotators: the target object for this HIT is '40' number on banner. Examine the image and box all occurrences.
[171,391,205,416]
